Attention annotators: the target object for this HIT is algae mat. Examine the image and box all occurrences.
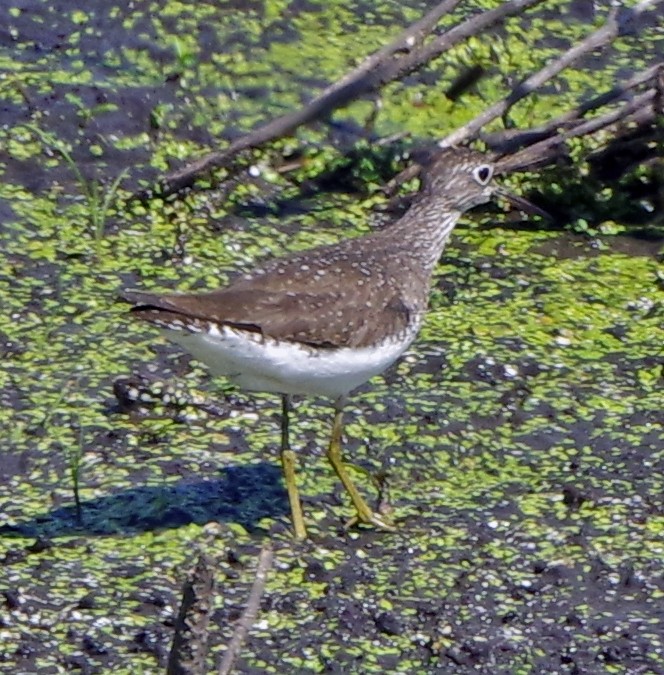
[1,1,664,673]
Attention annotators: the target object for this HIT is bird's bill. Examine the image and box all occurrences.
[494,186,551,220]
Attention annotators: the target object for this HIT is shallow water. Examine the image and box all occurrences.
[1,1,663,672]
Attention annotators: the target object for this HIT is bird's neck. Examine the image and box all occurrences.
[385,197,462,274]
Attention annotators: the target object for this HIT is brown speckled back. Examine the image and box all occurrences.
[123,148,497,349]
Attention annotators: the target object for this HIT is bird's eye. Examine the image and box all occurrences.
[473,165,493,185]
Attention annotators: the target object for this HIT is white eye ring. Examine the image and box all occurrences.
[473,164,493,185]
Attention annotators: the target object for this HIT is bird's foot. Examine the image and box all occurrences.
[344,509,397,533]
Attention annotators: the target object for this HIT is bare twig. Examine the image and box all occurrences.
[218,544,274,675]
[377,62,661,194]
[338,0,463,70]
[383,162,424,195]
[139,0,459,199]
[497,88,657,172]
[167,555,217,675]
[145,0,545,199]
[440,0,664,148]
[483,63,663,154]
[376,0,544,83]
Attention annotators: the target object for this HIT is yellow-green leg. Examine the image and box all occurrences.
[326,398,396,532]
[280,395,307,539]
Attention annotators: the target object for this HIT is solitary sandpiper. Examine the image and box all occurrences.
[122,147,515,539]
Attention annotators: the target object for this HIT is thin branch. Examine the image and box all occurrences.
[218,544,274,675]
[337,0,463,72]
[167,555,217,675]
[140,0,459,199]
[376,0,544,83]
[145,0,545,199]
[483,63,663,154]
[497,88,657,173]
[380,61,661,192]
[440,0,664,148]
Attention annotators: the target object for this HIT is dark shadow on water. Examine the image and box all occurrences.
[0,462,288,540]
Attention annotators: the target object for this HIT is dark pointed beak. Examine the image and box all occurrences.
[493,186,552,221]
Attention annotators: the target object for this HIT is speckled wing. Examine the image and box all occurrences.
[121,251,415,349]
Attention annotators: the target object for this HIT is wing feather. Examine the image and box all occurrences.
[121,246,417,348]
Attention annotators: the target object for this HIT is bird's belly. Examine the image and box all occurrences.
[163,326,415,398]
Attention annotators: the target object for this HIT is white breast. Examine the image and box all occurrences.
[163,324,417,399]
